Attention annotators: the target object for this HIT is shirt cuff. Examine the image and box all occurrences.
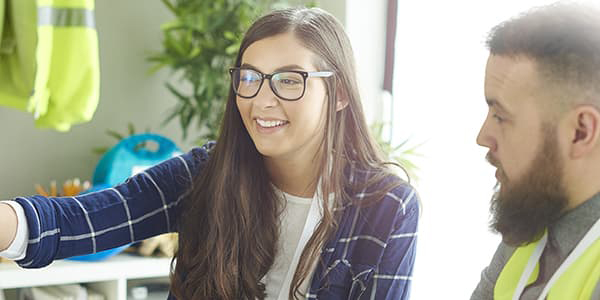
[0,200,29,260]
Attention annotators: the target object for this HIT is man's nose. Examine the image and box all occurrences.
[476,119,497,152]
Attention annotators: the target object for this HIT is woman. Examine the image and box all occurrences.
[0,7,419,299]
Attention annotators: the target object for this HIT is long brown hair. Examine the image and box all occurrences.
[171,7,403,299]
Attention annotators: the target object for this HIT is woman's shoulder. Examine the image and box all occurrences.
[383,180,420,218]
[170,141,215,178]
[367,179,418,216]
[330,169,419,265]
[346,168,419,203]
[344,166,420,218]
[188,141,216,160]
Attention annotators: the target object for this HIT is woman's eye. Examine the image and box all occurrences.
[241,76,260,84]
[280,79,302,85]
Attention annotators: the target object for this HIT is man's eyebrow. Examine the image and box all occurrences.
[486,98,511,115]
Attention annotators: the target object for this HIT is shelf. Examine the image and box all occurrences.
[0,254,171,289]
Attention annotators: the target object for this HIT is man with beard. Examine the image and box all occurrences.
[471,2,600,300]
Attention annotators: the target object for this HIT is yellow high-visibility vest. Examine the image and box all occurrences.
[495,219,600,300]
[0,0,99,131]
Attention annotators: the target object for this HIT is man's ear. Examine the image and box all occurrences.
[335,81,349,112]
[569,105,600,159]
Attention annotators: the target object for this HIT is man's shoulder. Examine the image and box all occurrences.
[470,241,517,300]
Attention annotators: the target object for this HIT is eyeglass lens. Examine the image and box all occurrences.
[232,69,305,100]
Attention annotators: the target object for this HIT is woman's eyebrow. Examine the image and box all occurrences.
[274,64,305,72]
[240,63,306,73]
[240,63,261,72]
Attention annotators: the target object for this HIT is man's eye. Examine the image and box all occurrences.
[493,114,504,123]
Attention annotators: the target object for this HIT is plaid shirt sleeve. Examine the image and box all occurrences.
[13,144,211,269]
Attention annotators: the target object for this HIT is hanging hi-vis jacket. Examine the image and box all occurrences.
[494,219,600,300]
[0,0,99,131]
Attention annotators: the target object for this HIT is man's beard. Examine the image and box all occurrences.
[488,127,569,247]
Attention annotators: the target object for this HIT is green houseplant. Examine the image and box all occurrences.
[370,122,423,182]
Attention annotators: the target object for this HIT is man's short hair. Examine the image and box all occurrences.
[487,1,600,108]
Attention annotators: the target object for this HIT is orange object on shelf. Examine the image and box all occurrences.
[34,178,92,197]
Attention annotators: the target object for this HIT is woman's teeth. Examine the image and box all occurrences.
[256,119,288,128]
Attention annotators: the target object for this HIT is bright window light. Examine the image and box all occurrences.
[392,1,561,298]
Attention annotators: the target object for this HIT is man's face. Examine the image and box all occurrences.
[477,55,568,246]
[477,55,545,185]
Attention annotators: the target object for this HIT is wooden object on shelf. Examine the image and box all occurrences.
[138,233,178,258]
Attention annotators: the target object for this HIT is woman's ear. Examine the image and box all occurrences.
[335,81,349,112]
[569,105,600,159]
[336,98,349,111]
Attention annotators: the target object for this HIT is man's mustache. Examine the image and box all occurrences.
[486,152,500,169]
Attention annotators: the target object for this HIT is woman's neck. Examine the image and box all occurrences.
[265,152,322,198]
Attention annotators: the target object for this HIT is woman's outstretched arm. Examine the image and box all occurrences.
[0,143,212,268]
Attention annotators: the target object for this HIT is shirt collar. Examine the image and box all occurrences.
[548,191,600,257]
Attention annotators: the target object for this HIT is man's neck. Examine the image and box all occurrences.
[564,166,600,211]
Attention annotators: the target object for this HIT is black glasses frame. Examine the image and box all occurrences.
[229,67,334,101]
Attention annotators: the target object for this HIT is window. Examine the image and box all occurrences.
[392,1,558,298]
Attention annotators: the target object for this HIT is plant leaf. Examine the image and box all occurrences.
[127,123,136,136]
[106,130,124,141]
[92,146,109,155]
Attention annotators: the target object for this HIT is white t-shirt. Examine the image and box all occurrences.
[264,191,314,299]
[0,200,28,260]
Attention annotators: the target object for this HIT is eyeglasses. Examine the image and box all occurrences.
[229,67,334,101]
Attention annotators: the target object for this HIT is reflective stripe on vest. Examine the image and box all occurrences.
[494,218,600,300]
[38,6,95,28]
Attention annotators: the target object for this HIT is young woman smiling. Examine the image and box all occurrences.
[0,7,419,300]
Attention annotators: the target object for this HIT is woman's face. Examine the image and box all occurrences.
[236,32,330,162]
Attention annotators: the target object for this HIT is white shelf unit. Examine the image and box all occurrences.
[0,254,171,300]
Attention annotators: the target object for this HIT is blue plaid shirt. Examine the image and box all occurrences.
[14,143,419,299]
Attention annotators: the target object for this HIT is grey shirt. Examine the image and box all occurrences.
[471,192,600,300]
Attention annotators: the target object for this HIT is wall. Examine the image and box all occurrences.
[345,0,388,125]
[0,0,195,199]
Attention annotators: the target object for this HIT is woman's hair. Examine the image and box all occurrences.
[171,7,403,299]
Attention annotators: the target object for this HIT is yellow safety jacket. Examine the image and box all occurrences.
[494,220,600,300]
[0,0,99,131]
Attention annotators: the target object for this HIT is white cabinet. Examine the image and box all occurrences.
[0,254,171,300]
